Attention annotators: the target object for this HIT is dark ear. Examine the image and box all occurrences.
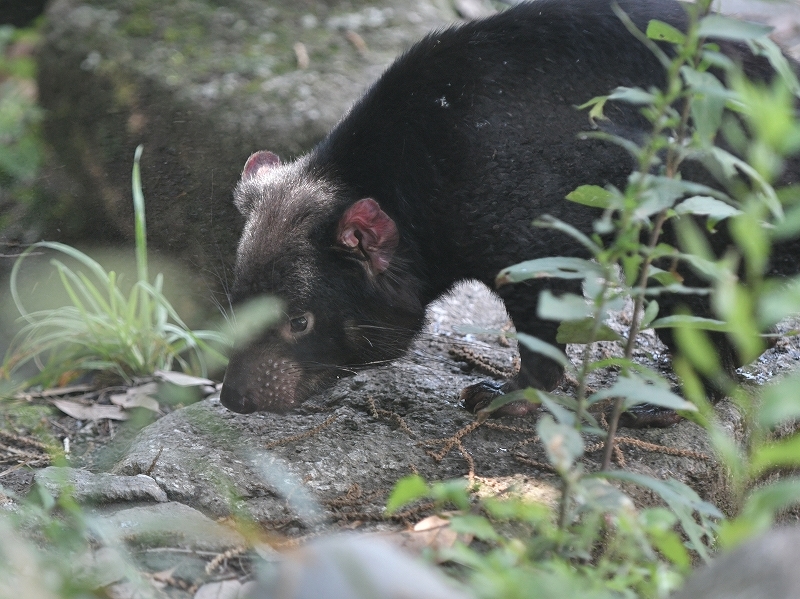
[336,198,399,274]
[242,150,281,180]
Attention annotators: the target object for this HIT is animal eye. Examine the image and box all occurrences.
[290,316,308,333]
[281,312,315,341]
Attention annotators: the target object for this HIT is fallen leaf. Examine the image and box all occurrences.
[150,567,176,582]
[110,383,160,412]
[155,370,215,387]
[14,384,94,400]
[194,580,242,599]
[52,400,128,421]
[389,515,469,556]
[413,515,451,532]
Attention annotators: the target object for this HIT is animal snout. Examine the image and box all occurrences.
[219,350,301,413]
[219,355,260,413]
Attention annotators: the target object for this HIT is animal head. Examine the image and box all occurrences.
[219,151,425,413]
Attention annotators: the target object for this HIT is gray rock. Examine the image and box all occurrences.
[35,466,168,504]
[100,502,245,551]
[673,527,800,599]
[36,0,457,304]
[253,534,471,599]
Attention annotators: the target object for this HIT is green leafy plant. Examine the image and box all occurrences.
[1,146,227,389]
[486,0,800,532]
[385,2,800,598]
[388,474,710,599]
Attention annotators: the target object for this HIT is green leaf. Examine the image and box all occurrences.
[515,332,572,369]
[449,514,500,542]
[529,389,576,426]
[588,375,696,412]
[132,145,148,285]
[646,20,686,44]
[531,390,575,414]
[708,423,745,480]
[597,471,721,562]
[537,415,584,472]
[647,266,682,287]
[534,214,603,254]
[608,86,656,105]
[632,174,689,219]
[758,372,800,428]
[750,435,800,478]
[430,479,471,510]
[556,318,622,344]
[565,185,616,209]
[640,299,659,330]
[482,389,533,414]
[674,325,722,378]
[674,196,742,221]
[717,513,773,550]
[702,147,782,219]
[577,95,610,122]
[649,315,729,331]
[773,197,800,239]
[385,475,429,514]
[753,37,800,96]
[681,68,729,144]
[731,211,769,280]
[649,528,691,569]
[227,296,284,347]
[496,257,603,286]
[698,15,771,41]
[538,291,592,322]
[674,215,715,265]
[721,478,800,548]
[578,478,633,512]
[712,277,763,364]
[757,277,800,330]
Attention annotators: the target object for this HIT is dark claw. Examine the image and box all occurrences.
[617,403,684,429]
[459,380,537,417]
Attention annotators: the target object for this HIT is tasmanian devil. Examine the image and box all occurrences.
[219,0,798,416]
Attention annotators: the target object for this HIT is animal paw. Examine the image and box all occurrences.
[616,403,683,428]
[459,380,537,417]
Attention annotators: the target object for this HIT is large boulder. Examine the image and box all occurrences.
[37,0,458,307]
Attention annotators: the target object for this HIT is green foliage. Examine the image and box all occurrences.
[388,476,698,599]
[0,474,154,599]
[0,25,44,193]
[1,148,228,389]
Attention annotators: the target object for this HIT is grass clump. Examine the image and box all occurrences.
[1,146,226,390]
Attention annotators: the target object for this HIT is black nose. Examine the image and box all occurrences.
[219,365,257,413]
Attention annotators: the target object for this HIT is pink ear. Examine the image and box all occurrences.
[242,151,281,180]
[337,198,399,274]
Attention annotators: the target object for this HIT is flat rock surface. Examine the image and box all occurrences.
[35,466,168,504]
[97,502,246,552]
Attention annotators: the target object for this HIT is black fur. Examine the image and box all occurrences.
[220,0,797,414]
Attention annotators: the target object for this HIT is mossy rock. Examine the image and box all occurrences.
[37,0,457,308]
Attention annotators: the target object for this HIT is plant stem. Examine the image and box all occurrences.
[557,475,572,532]
[575,276,613,427]
[602,211,669,471]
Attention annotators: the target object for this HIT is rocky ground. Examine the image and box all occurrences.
[2,280,799,597]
